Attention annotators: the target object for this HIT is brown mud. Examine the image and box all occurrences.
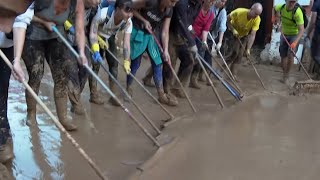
[5,57,320,179]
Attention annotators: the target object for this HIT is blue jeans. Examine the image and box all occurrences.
[127,52,163,89]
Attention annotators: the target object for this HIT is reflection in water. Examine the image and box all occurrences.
[7,80,64,180]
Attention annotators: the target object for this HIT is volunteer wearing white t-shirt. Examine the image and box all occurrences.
[89,0,133,105]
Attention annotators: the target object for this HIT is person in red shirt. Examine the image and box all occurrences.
[190,0,215,89]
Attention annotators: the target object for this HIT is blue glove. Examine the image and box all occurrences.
[92,51,103,63]
[68,26,75,35]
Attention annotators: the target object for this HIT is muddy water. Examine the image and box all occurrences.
[6,59,318,180]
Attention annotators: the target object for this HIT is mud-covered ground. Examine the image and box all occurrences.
[4,54,320,180]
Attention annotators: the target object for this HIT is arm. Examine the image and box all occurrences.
[246,30,257,51]
[123,33,131,60]
[74,0,86,65]
[133,10,152,31]
[293,24,304,45]
[161,17,171,62]
[89,11,100,46]
[32,16,56,31]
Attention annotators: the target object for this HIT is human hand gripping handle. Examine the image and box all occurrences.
[123,59,131,74]
[290,41,298,50]
[91,43,103,63]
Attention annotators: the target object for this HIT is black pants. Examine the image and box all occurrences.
[0,47,13,146]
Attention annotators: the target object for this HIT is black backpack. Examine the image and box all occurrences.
[280,3,309,28]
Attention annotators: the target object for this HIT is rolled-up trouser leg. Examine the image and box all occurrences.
[0,47,13,146]
[22,39,46,126]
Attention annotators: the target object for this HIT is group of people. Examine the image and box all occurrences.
[2,0,319,174]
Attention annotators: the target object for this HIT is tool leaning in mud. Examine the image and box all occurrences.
[281,33,320,95]
[208,32,244,95]
[85,44,164,137]
[0,49,108,180]
[237,37,267,90]
[147,29,198,112]
[52,26,172,148]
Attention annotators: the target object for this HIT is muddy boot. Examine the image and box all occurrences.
[142,67,154,87]
[55,97,77,131]
[26,91,37,127]
[69,93,85,115]
[157,88,178,106]
[171,88,187,98]
[126,85,133,97]
[89,80,104,105]
[189,73,201,89]
[0,139,13,163]
[281,73,290,86]
[108,80,121,106]
[198,71,206,82]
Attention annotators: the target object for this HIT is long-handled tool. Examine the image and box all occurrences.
[52,26,162,147]
[281,33,320,95]
[85,45,162,136]
[103,48,175,121]
[208,32,243,94]
[0,50,108,180]
[148,30,197,113]
[237,38,267,90]
[198,54,242,101]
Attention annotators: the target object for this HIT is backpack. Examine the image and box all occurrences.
[280,3,309,28]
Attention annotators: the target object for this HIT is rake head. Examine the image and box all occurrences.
[291,80,320,95]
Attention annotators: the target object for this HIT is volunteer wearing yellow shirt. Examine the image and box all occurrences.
[226,3,262,79]
[274,0,304,85]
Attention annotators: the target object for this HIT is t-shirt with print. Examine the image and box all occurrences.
[192,9,214,38]
[311,0,320,33]
[94,7,133,40]
[229,8,261,38]
[132,0,173,32]
[275,4,304,36]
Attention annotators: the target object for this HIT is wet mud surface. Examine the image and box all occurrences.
[5,58,320,179]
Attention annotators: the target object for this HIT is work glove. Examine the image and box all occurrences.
[245,49,251,57]
[64,20,75,34]
[232,28,239,38]
[98,36,108,50]
[290,41,298,50]
[91,43,103,63]
[202,41,208,50]
[123,59,131,74]
[216,42,222,51]
[305,37,311,48]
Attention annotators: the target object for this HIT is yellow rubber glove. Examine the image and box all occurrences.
[123,59,131,74]
[91,43,100,53]
[98,36,108,50]
[232,28,239,38]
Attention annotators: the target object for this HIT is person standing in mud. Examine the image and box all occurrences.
[189,0,215,89]
[226,3,262,81]
[63,0,104,115]
[274,0,304,85]
[308,0,320,76]
[126,0,179,106]
[22,0,88,131]
[88,0,133,107]
[0,3,32,166]
[142,0,201,103]
[199,0,227,84]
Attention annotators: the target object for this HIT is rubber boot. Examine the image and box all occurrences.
[189,73,201,89]
[0,139,13,163]
[26,91,37,126]
[157,88,178,106]
[89,78,104,105]
[108,80,121,106]
[55,97,77,131]
[69,92,85,115]
[126,85,133,97]
[142,67,154,87]
[198,70,206,82]
[282,73,290,85]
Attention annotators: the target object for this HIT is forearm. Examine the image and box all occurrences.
[295,26,305,43]
[75,0,85,53]
[218,31,224,44]
[246,33,256,50]
[13,27,26,60]
[89,19,99,45]
[161,31,169,52]
[123,33,131,60]
[133,10,147,23]
[202,31,208,42]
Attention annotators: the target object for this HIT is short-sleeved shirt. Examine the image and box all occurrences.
[132,0,173,32]
[311,0,320,33]
[275,4,304,35]
[94,7,133,40]
[192,9,214,38]
[229,8,261,38]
